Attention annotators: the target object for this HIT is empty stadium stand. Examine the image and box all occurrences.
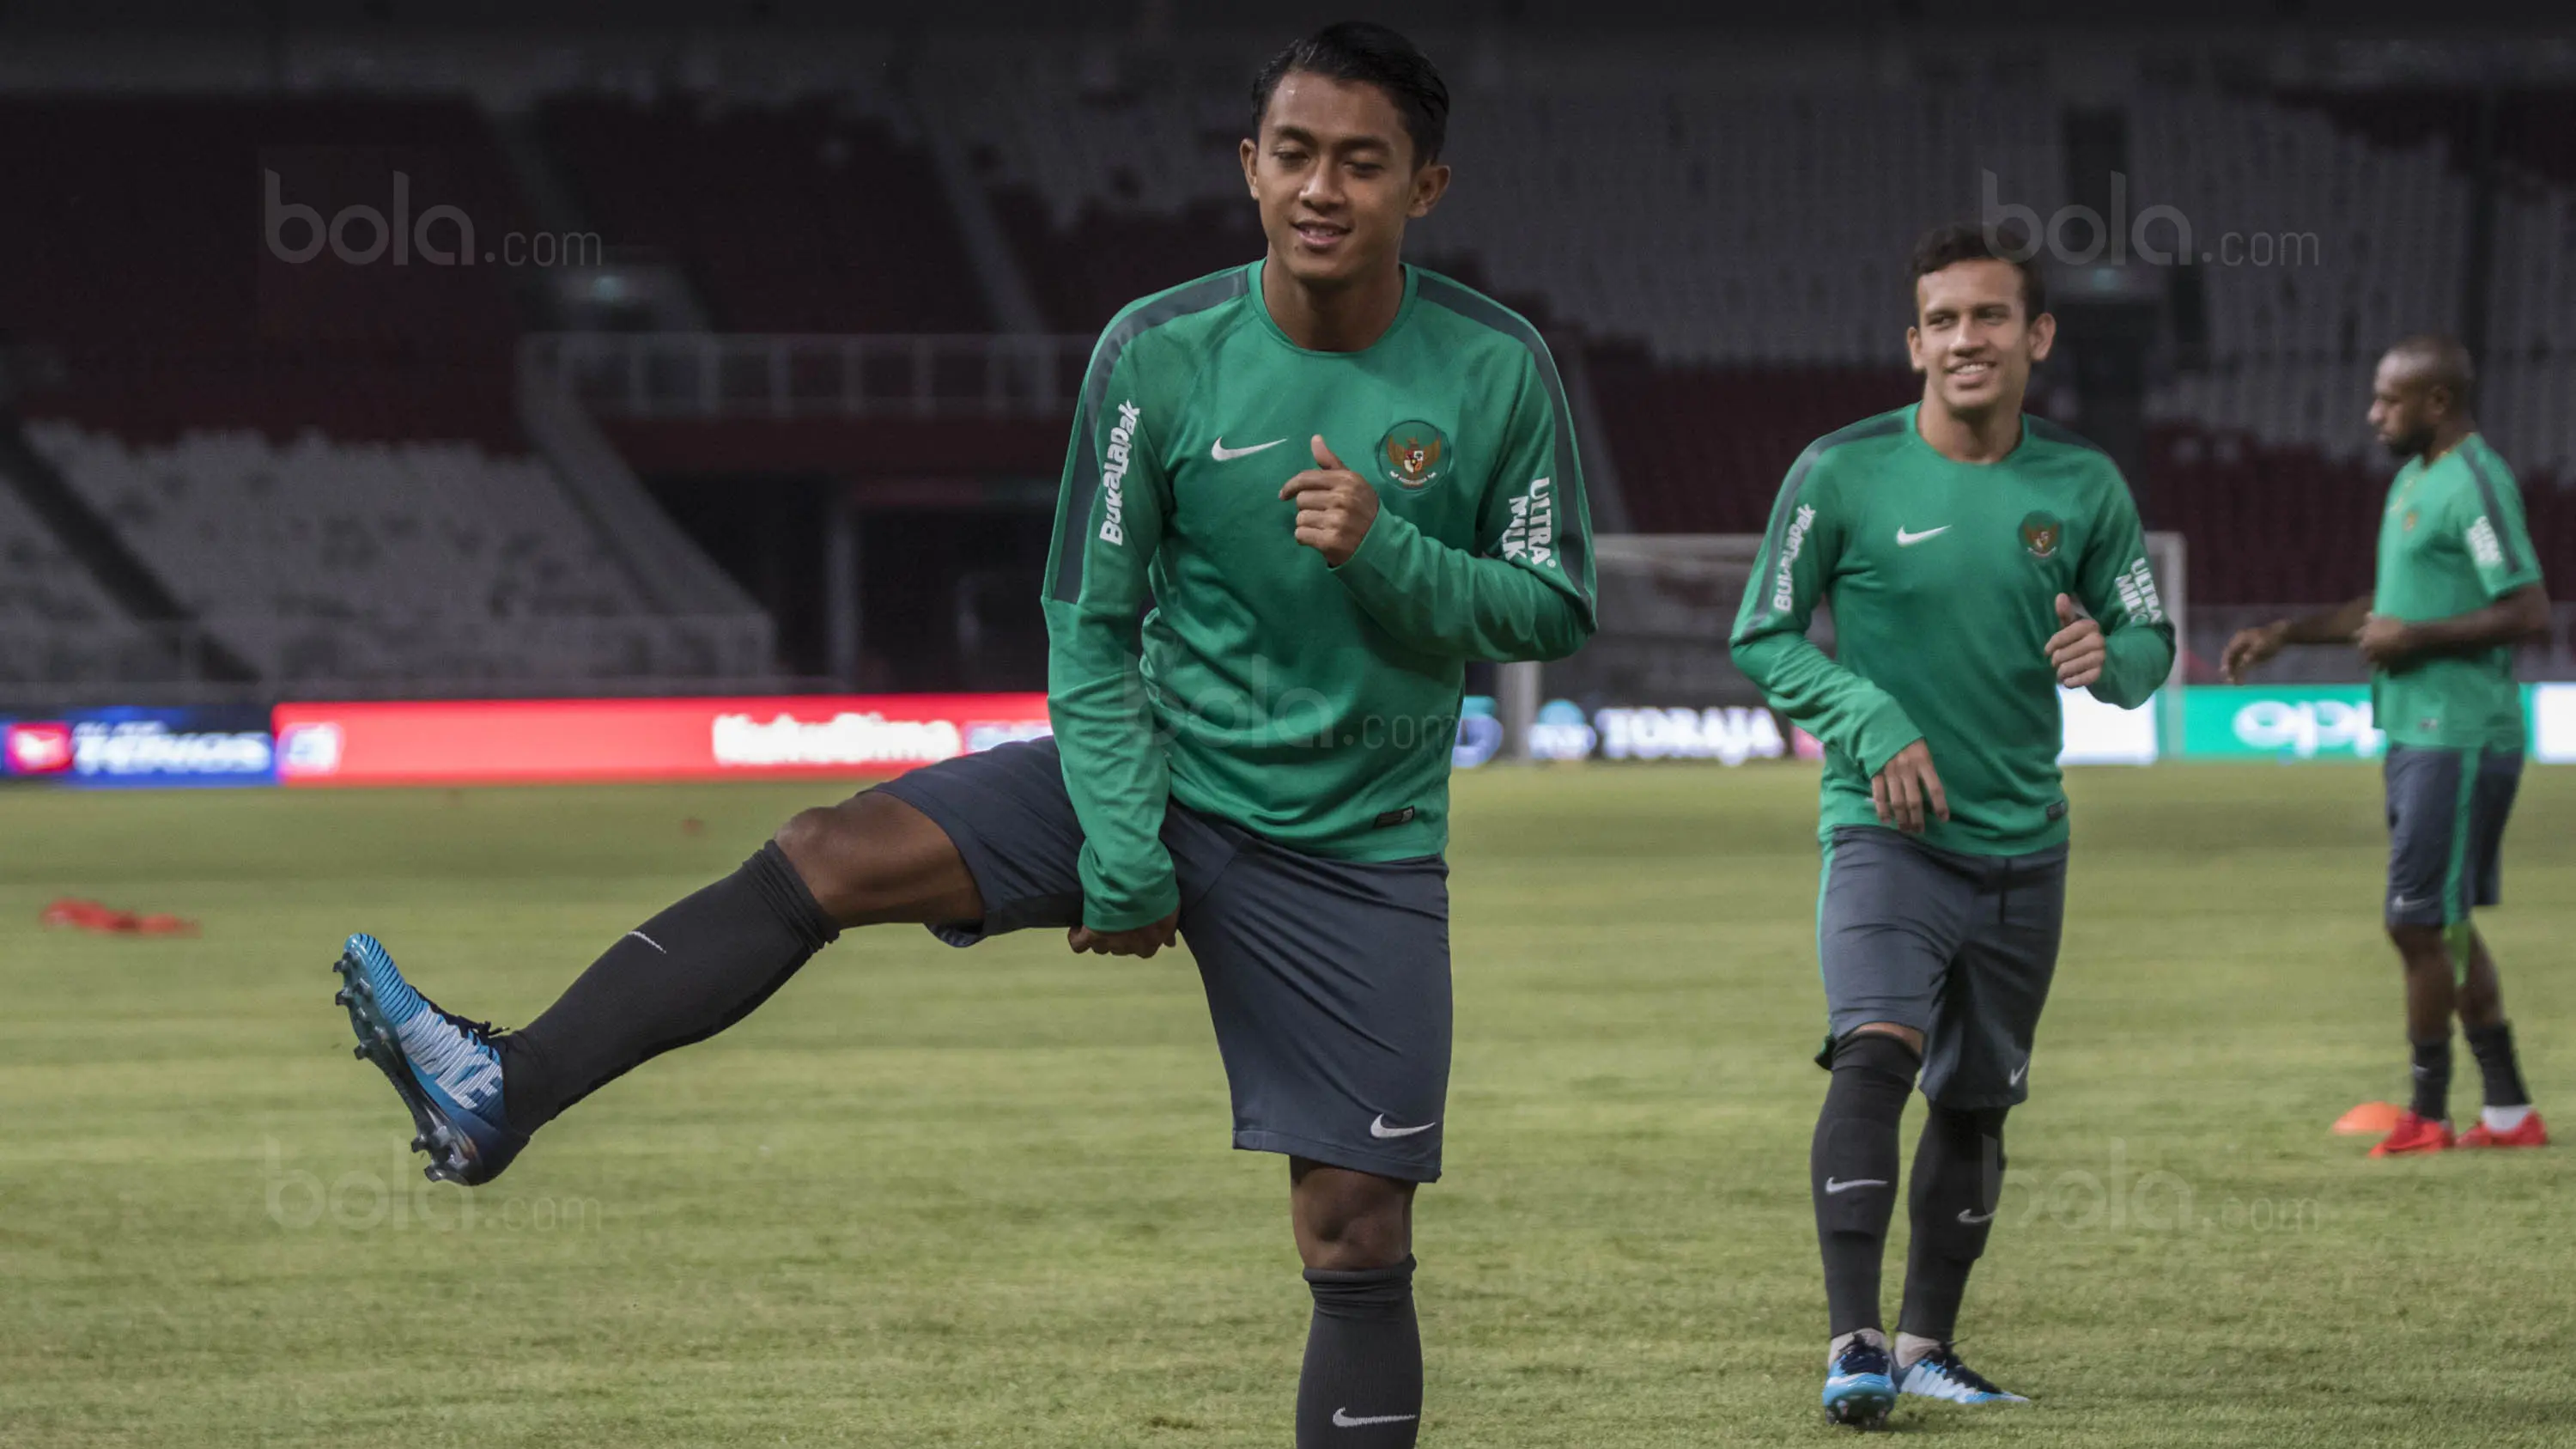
[535,92,992,333]
[0,92,776,692]
[0,476,151,685]
[26,423,766,685]
[0,95,532,447]
[3,45,2573,698]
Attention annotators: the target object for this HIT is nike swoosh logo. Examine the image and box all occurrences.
[1369,1115,1438,1139]
[2008,1063,2028,1087]
[1211,436,1287,461]
[1333,1409,1420,1428]
[1896,525,1951,546]
[1958,1208,1997,1225]
[1823,1177,1888,1195]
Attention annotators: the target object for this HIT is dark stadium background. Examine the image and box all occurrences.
[3,0,2571,728]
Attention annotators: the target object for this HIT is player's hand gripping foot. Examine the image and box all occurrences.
[1897,1342,2029,1404]
[2369,1110,2455,1157]
[1822,1331,1898,1428]
[333,933,524,1185]
[2458,1109,2548,1148]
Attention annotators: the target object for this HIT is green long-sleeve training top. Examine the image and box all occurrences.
[1043,261,1598,929]
[1731,405,2176,854]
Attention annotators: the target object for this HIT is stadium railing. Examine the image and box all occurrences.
[521,332,1095,421]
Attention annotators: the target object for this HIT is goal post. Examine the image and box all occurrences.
[1495,532,2188,763]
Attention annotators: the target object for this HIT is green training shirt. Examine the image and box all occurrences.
[1043,261,1597,931]
[1730,404,2176,855]
[2371,433,2542,752]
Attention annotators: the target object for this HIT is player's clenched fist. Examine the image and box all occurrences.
[1279,435,1380,567]
[2045,593,2106,689]
[2354,612,2417,668]
[1871,740,1949,835]
[1067,910,1180,959]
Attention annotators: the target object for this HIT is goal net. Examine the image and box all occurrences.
[1494,532,2187,763]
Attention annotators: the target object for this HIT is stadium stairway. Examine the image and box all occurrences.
[0,417,255,683]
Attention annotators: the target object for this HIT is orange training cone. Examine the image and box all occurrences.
[2334,1101,2404,1136]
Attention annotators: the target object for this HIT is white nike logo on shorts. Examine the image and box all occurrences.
[1334,1408,1419,1428]
[1958,1208,1996,1225]
[1211,436,1287,461]
[2008,1062,2028,1087]
[1370,1115,1438,1139]
[1824,1177,1888,1194]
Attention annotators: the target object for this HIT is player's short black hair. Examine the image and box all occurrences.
[1250,21,1449,167]
[1911,222,2047,320]
[2385,333,2477,411]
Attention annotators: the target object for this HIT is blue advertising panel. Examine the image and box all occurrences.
[2,706,276,788]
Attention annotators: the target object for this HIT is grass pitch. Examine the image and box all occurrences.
[3,763,2573,1446]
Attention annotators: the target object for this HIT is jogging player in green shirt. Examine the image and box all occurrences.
[1732,223,2174,1426]
[2223,335,2551,1159]
[325,23,1590,1447]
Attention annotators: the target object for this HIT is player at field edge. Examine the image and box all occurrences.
[2222,337,2551,1158]
[326,23,1595,1446]
[1730,224,2177,1427]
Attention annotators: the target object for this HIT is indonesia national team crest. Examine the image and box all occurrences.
[2020,511,2063,559]
[1378,420,1449,490]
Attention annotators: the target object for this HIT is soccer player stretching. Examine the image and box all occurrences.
[2223,336,2549,1157]
[1732,224,2174,1427]
[329,24,1592,1446]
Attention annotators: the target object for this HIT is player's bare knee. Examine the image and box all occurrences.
[2385,924,2447,968]
[772,795,929,922]
[772,805,860,905]
[1292,1168,1413,1270]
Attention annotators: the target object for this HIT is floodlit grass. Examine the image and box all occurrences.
[3,763,2571,1446]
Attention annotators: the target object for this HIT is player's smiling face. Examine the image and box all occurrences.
[1241,73,1449,292]
[1908,259,2053,420]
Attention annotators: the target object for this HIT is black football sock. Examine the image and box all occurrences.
[500,842,840,1133]
[1813,1032,1920,1339]
[2409,1034,2453,1122]
[1896,1102,2007,1347]
[1296,1257,1421,1449]
[2464,1021,2531,1109]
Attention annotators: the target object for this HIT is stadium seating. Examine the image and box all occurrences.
[932,62,2069,351]
[0,479,150,684]
[0,92,777,689]
[4,65,2570,663]
[513,63,2576,580]
[0,95,530,447]
[1584,355,1918,534]
[534,93,992,333]
[21,423,742,684]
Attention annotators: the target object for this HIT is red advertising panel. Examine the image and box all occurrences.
[272,695,1053,787]
[5,721,76,775]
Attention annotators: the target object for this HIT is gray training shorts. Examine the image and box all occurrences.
[1815,825,2068,1111]
[870,738,1452,1182]
[2383,743,2522,929]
